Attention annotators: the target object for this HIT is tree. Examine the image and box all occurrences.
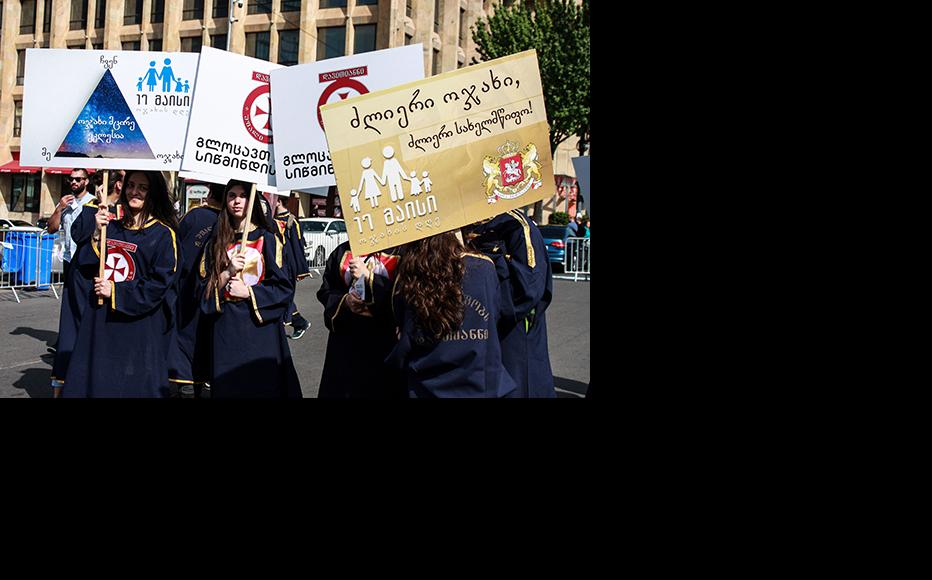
[472,0,590,222]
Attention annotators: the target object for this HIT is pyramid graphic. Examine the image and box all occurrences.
[56,69,155,159]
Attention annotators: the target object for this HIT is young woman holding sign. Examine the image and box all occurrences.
[62,170,180,397]
[316,239,406,399]
[198,179,301,398]
[386,231,517,398]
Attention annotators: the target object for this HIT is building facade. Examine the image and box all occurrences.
[1,0,580,222]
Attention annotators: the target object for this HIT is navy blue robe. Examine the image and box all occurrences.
[463,210,556,397]
[50,198,100,384]
[387,253,516,398]
[273,209,310,325]
[316,241,405,399]
[63,218,180,397]
[199,227,302,398]
[168,204,221,387]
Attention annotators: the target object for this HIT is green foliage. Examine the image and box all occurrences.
[472,0,590,155]
[548,211,570,225]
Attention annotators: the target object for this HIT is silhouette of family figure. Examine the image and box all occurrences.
[351,146,432,212]
[139,59,188,93]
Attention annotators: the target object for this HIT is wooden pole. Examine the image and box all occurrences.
[97,172,109,306]
[240,183,257,254]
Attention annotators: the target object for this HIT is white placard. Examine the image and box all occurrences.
[269,44,425,191]
[21,49,199,170]
[572,156,590,215]
[181,46,284,188]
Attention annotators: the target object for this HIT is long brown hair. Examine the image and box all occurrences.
[204,179,272,300]
[397,232,466,340]
[119,170,178,229]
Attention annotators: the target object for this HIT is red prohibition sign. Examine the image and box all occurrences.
[243,83,273,144]
[317,78,369,130]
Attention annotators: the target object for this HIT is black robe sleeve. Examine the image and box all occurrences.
[200,230,294,324]
[316,241,351,332]
[95,224,179,317]
[501,211,553,323]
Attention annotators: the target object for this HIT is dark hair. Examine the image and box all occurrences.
[397,232,465,340]
[70,168,88,178]
[108,170,124,195]
[207,182,225,204]
[119,170,178,229]
[204,179,272,300]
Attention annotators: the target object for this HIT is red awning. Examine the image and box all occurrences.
[45,167,97,175]
[0,152,96,175]
[0,152,39,174]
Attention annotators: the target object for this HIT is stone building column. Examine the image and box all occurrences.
[51,0,71,48]
[163,0,183,51]
[229,0,246,53]
[297,0,317,63]
[104,0,126,48]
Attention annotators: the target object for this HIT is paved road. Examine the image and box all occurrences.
[0,274,589,398]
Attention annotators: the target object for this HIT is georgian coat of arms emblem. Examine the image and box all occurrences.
[481,141,543,204]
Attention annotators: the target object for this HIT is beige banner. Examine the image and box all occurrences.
[320,50,554,254]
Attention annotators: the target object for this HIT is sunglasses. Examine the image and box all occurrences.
[69,176,87,181]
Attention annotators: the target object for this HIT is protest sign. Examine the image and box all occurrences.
[572,156,590,215]
[270,44,424,191]
[320,49,554,254]
[20,49,198,170]
[181,47,283,188]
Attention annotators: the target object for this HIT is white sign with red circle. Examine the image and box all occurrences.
[181,47,283,188]
[270,44,425,191]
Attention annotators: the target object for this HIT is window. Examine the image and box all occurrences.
[213,0,228,17]
[211,34,227,49]
[94,0,106,27]
[432,48,441,75]
[247,0,271,14]
[278,30,299,65]
[357,0,378,5]
[319,0,347,7]
[281,0,301,12]
[92,42,103,50]
[245,31,270,61]
[21,0,36,34]
[123,40,140,51]
[406,0,412,18]
[332,220,347,233]
[149,38,163,52]
[317,26,345,60]
[13,101,22,138]
[434,0,441,33]
[43,0,52,32]
[151,0,165,23]
[70,0,88,30]
[124,0,142,25]
[459,8,467,46]
[10,174,42,213]
[68,41,86,49]
[181,36,202,53]
[353,24,376,54]
[183,0,204,20]
[0,1,3,29]
[405,33,412,46]
[16,50,25,85]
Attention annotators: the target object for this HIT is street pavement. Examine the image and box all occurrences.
[0,273,589,398]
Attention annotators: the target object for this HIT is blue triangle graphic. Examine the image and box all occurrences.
[56,69,155,159]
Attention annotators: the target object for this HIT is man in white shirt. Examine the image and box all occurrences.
[47,168,94,396]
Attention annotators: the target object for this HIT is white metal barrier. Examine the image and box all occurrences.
[1,228,62,302]
[564,237,590,281]
[303,233,348,270]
